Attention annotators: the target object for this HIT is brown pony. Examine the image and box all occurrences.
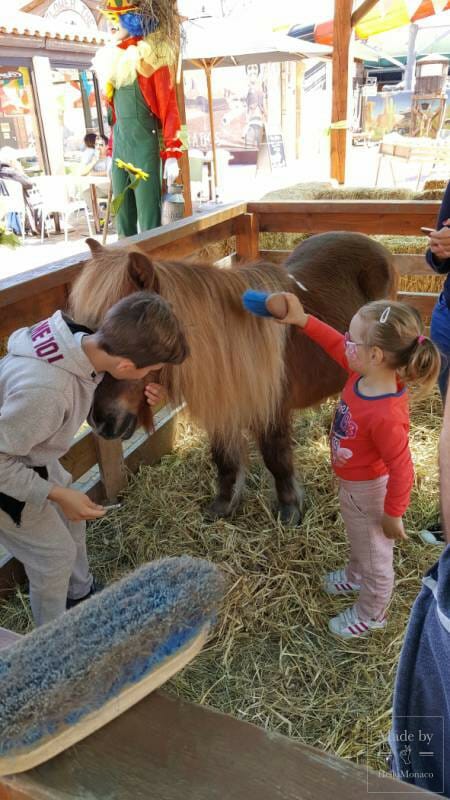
[71,233,395,524]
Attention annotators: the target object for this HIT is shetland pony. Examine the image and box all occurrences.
[71,233,395,523]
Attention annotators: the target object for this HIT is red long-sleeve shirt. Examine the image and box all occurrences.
[302,315,414,516]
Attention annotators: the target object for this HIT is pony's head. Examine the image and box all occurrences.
[75,239,178,440]
[70,238,159,329]
[88,371,151,440]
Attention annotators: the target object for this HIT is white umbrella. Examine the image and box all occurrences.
[181,18,331,188]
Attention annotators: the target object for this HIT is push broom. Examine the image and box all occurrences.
[0,555,224,775]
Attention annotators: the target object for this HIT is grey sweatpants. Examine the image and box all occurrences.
[0,460,92,626]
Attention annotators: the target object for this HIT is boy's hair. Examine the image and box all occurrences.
[96,291,188,368]
[358,299,440,397]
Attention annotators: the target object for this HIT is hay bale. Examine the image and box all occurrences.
[262,184,416,202]
[0,394,442,772]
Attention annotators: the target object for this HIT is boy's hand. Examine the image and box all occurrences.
[382,513,407,541]
[144,382,166,407]
[48,486,106,522]
[272,292,309,328]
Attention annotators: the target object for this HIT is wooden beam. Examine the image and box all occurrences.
[351,0,381,29]
[235,213,260,261]
[175,65,193,218]
[0,691,435,800]
[330,0,353,184]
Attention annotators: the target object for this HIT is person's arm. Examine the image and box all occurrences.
[0,388,65,505]
[137,67,183,163]
[439,389,450,542]
[0,388,104,520]
[370,418,414,539]
[426,180,450,273]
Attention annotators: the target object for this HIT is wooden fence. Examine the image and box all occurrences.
[0,199,441,504]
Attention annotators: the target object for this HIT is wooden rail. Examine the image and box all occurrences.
[0,199,440,508]
[0,687,434,799]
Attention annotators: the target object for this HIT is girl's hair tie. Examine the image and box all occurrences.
[417,335,426,344]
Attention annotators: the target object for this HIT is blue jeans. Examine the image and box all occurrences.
[430,293,450,400]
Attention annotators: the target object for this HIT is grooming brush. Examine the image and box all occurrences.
[0,556,224,776]
[242,289,289,319]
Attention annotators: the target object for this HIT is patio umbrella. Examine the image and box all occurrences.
[181,18,331,190]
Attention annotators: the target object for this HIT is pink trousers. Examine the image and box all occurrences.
[338,475,394,621]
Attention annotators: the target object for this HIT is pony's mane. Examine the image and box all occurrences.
[70,250,291,445]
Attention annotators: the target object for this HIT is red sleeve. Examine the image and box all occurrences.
[300,315,350,372]
[370,418,414,516]
[137,67,183,160]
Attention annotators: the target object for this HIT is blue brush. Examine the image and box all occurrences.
[0,556,224,776]
[242,289,288,320]
[242,289,273,317]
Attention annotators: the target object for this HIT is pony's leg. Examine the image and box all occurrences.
[205,437,245,520]
[257,420,304,525]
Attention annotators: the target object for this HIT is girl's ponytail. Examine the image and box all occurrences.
[403,336,441,398]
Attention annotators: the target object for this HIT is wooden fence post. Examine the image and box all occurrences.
[330,0,353,184]
[93,436,127,503]
[235,213,260,262]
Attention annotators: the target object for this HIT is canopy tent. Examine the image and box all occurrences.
[181,18,331,188]
[289,0,450,46]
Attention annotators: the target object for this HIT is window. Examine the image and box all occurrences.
[51,67,109,171]
[0,66,45,176]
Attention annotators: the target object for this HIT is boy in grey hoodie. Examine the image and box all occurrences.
[0,291,187,626]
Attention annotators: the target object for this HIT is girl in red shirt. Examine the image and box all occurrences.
[278,296,440,639]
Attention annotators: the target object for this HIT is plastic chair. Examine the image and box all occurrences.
[1,179,26,242]
[35,176,92,243]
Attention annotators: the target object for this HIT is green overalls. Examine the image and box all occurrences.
[112,81,161,237]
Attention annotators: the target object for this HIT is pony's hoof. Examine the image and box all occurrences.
[204,498,235,521]
[277,503,302,526]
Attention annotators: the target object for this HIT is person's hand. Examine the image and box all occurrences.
[272,292,309,327]
[382,513,407,541]
[334,447,353,467]
[48,486,106,522]
[429,219,450,259]
[144,382,166,407]
[163,157,180,183]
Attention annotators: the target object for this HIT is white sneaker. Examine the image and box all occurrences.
[322,568,361,596]
[328,604,387,639]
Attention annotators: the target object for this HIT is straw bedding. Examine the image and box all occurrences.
[0,393,442,772]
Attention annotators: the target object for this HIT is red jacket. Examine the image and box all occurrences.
[301,315,414,516]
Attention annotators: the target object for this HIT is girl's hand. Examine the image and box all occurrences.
[272,292,309,327]
[144,382,166,407]
[382,513,407,541]
[429,219,450,259]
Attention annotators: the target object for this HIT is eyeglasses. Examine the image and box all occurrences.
[344,332,365,348]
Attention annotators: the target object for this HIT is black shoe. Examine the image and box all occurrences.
[66,579,104,609]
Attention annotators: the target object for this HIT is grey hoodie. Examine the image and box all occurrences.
[0,311,103,509]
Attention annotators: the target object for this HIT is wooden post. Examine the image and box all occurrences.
[295,62,305,160]
[235,213,260,262]
[205,64,219,194]
[330,0,353,184]
[93,436,126,503]
[175,67,193,218]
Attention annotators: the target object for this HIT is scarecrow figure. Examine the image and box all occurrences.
[94,0,183,237]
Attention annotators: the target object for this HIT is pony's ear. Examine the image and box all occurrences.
[86,238,104,257]
[127,250,159,292]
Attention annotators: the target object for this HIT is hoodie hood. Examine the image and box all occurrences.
[7,311,96,381]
